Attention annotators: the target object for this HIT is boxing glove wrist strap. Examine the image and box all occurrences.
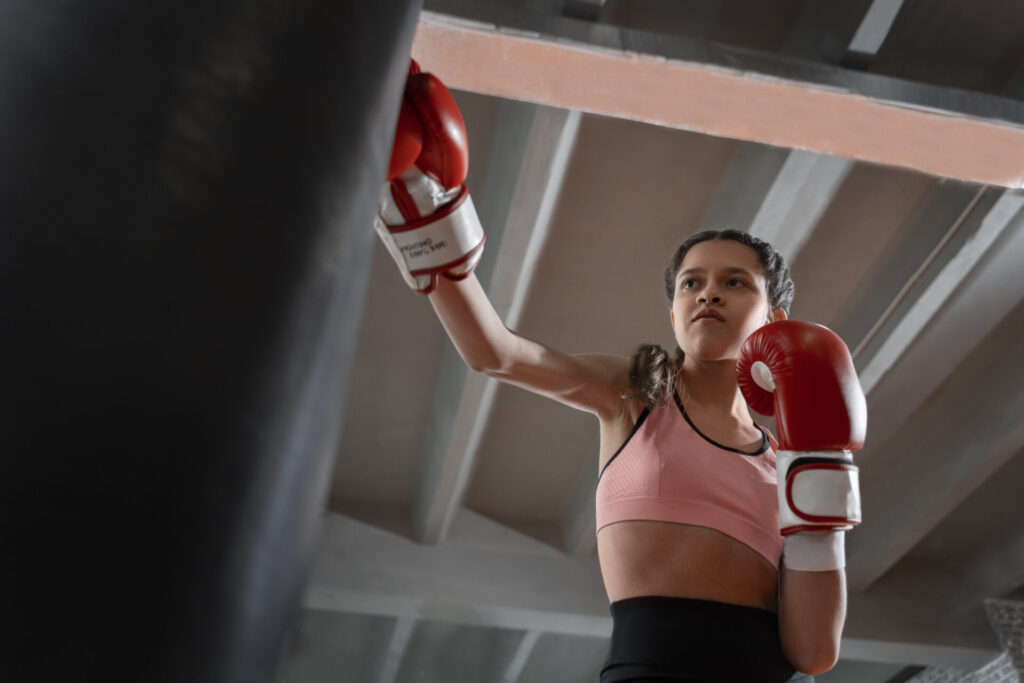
[783,531,845,572]
[374,186,485,293]
[777,449,861,534]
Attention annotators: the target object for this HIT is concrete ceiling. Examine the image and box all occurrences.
[281,1,1024,681]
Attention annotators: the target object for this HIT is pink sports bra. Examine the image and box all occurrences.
[596,393,784,569]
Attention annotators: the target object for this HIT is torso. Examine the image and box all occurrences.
[596,395,780,613]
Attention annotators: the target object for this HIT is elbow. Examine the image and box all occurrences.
[468,353,504,375]
[466,358,492,374]
[798,656,839,677]
[782,627,840,675]
[466,342,516,376]
[453,344,500,374]
[787,644,839,676]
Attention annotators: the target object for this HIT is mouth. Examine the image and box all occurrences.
[692,310,725,322]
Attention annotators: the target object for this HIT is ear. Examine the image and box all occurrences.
[671,311,675,326]
[769,307,787,322]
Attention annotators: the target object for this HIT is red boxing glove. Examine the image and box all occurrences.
[737,321,867,536]
[375,62,485,294]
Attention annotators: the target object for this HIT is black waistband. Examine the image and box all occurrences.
[601,596,812,683]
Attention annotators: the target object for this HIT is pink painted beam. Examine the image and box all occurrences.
[413,12,1024,189]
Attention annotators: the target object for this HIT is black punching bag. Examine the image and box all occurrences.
[0,1,421,681]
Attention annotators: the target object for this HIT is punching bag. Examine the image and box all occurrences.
[0,1,421,681]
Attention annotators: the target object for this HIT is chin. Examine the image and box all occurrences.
[686,348,737,363]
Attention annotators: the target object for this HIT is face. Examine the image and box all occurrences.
[669,239,785,362]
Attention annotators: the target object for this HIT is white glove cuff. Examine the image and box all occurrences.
[783,531,845,572]
[374,189,485,293]
[389,191,484,273]
[777,449,861,532]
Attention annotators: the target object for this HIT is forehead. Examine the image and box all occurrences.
[680,239,763,274]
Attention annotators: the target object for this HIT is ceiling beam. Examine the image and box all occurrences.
[847,0,906,56]
[306,510,610,637]
[377,617,416,683]
[961,504,1024,603]
[411,354,495,545]
[413,6,1024,188]
[840,638,998,672]
[856,191,1024,399]
[741,1,888,267]
[844,592,1002,665]
[779,0,877,62]
[304,511,1002,668]
[485,107,581,328]
[412,106,581,544]
[850,351,1024,595]
[748,151,853,263]
[886,492,1024,609]
[500,630,541,683]
[559,433,599,558]
[698,144,790,233]
[847,197,1024,591]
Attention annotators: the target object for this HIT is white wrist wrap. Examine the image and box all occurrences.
[784,532,845,572]
[777,449,861,533]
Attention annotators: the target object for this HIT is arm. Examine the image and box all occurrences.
[778,565,845,674]
[737,320,868,675]
[427,273,629,420]
[379,64,628,420]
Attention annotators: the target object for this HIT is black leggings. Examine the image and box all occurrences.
[600,596,815,683]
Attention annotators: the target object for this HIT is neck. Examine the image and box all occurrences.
[678,356,750,422]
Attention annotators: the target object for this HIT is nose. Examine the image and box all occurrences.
[697,283,722,304]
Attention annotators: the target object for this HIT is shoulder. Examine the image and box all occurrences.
[568,353,655,425]
[485,347,637,420]
[574,353,637,422]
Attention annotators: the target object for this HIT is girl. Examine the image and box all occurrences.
[378,65,853,682]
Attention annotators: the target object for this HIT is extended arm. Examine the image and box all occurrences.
[427,274,630,418]
[379,64,628,420]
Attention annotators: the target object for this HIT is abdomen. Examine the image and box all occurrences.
[597,520,779,613]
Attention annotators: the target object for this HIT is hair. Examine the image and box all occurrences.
[627,229,794,407]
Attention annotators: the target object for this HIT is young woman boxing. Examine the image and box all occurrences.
[375,62,866,683]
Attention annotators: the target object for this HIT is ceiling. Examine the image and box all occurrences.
[281,1,1024,681]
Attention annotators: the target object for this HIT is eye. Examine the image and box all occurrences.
[680,278,697,289]
[727,278,746,288]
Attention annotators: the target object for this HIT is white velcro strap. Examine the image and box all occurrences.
[777,450,861,532]
[374,214,425,290]
[385,193,483,271]
[375,191,485,292]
